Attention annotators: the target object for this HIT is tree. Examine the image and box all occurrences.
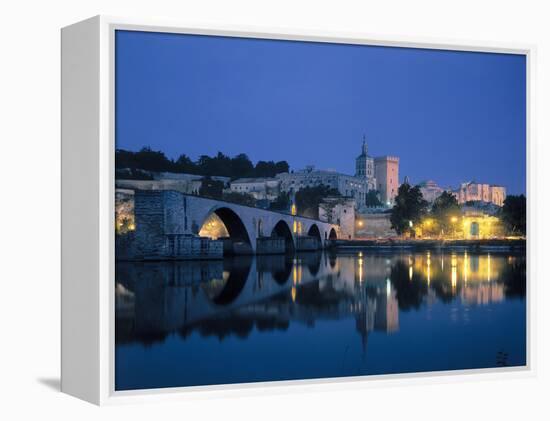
[365,190,382,207]
[269,192,291,212]
[115,148,290,179]
[500,194,526,235]
[254,160,290,178]
[116,147,176,172]
[230,153,254,178]
[295,185,341,219]
[390,183,429,236]
[199,177,224,199]
[174,154,197,174]
[431,191,461,236]
[222,191,256,207]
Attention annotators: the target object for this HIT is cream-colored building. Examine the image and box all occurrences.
[318,197,356,240]
[277,167,368,208]
[374,156,400,205]
[229,177,280,201]
[418,180,445,203]
[454,182,506,206]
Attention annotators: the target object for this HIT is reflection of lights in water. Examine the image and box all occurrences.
[427,254,431,286]
[291,286,296,302]
[463,251,469,283]
[358,251,363,258]
[386,278,391,297]
[358,256,363,283]
[452,267,457,291]
[292,263,302,285]
[441,255,444,271]
[487,253,491,282]
[451,252,457,292]
[409,265,413,281]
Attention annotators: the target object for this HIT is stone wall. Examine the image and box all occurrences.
[355,212,396,239]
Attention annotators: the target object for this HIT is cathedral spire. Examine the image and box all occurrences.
[362,135,368,156]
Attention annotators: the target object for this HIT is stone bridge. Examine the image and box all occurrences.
[132,190,340,259]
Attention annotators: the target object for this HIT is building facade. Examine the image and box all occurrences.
[277,167,368,208]
[374,156,400,205]
[454,182,506,206]
[318,197,356,240]
[229,177,280,201]
[418,180,445,203]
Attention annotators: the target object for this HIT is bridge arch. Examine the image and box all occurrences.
[199,206,253,254]
[271,220,295,254]
[202,256,252,306]
[328,228,338,240]
[307,224,322,243]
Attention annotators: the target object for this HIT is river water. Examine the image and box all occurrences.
[115,250,526,390]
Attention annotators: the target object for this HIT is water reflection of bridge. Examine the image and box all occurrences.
[116,251,525,348]
[115,252,400,347]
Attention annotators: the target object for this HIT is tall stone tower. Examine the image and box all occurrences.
[374,156,400,206]
[355,137,376,190]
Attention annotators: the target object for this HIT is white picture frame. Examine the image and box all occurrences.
[61,15,535,405]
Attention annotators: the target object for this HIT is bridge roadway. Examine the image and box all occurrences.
[133,190,340,258]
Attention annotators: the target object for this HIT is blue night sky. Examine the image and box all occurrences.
[115,30,526,194]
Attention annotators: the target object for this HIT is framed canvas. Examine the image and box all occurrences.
[61,15,534,405]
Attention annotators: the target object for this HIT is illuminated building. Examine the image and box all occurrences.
[418,180,445,203]
[454,181,506,206]
[318,197,356,239]
[461,211,504,239]
[374,156,400,205]
[277,166,369,208]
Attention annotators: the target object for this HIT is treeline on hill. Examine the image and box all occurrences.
[116,147,289,179]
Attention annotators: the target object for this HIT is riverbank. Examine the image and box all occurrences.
[332,238,526,252]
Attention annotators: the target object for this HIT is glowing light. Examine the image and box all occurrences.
[409,265,413,281]
[427,260,431,285]
[487,253,491,282]
[293,220,297,233]
[451,252,457,292]
[386,278,391,297]
[409,220,413,228]
[357,220,364,227]
[452,266,457,292]
[291,286,297,302]
[463,251,469,283]
[291,204,297,216]
[451,216,458,223]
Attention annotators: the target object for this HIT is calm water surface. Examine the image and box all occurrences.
[115,250,526,391]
